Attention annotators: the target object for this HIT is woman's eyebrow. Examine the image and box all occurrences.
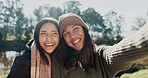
[63,29,68,33]
[63,25,77,33]
[40,30,47,32]
[51,29,58,32]
[72,25,76,28]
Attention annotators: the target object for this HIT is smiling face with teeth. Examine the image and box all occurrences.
[39,22,59,53]
[63,25,84,52]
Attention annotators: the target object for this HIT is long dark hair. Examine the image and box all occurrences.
[63,27,96,71]
[80,27,96,70]
[33,18,60,65]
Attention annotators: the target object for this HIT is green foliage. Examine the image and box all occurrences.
[33,4,63,20]
[0,0,125,47]
[33,4,51,21]
[94,34,123,45]
[81,8,117,45]
[0,0,34,41]
[0,27,4,41]
[115,63,148,78]
[15,8,27,40]
[48,7,63,19]
[63,1,81,15]
[120,69,148,78]
[132,17,146,31]
[104,10,125,37]
[0,1,147,78]
[24,17,34,41]
[82,8,105,29]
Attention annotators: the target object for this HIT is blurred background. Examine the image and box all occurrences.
[0,0,148,78]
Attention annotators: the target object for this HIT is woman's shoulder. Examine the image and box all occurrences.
[21,49,31,59]
[14,49,31,65]
[7,49,31,78]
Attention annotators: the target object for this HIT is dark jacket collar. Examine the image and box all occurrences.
[26,39,34,50]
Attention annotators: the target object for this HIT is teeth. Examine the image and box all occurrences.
[73,39,80,44]
[46,44,53,46]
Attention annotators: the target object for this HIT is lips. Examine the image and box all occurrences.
[43,43,55,53]
[70,37,83,51]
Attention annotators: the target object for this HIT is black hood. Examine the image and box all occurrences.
[26,39,34,50]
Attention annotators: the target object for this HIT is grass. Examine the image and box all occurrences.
[121,69,148,78]
[0,69,148,78]
[0,69,10,78]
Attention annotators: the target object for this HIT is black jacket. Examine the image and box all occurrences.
[7,41,65,78]
[7,49,30,78]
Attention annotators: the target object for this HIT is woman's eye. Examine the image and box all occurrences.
[40,33,47,37]
[64,32,70,37]
[73,27,79,32]
[53,32,58,35]
[52,32,58,36]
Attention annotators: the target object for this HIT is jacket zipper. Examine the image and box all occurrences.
[78,61,85,71]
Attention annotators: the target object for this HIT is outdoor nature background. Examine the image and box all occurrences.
[0,0,148,78]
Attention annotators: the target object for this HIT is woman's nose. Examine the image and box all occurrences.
[69,32,76,38]
[46,35,52,41]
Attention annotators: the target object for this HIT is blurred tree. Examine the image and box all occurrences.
[132,17,146,31]
[33,4,51,21]
[63,1,81,15]
[0,27,4,41]
[82,8,114,45]
[0,0,33,41]
[0,0,13,40]
[1,0,24,40]
[104,10,125,43]
[48,7,63,20]
[14,5,28,40]
[82,8,105,32]
[0,1,5,41]
[33,4,63,20]
[24,17,34,41]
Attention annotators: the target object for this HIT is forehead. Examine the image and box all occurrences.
[63,25,82,31]
[40,22,57,31]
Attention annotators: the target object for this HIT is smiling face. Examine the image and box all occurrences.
[39,22,59,53]
[63,25,84,52]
